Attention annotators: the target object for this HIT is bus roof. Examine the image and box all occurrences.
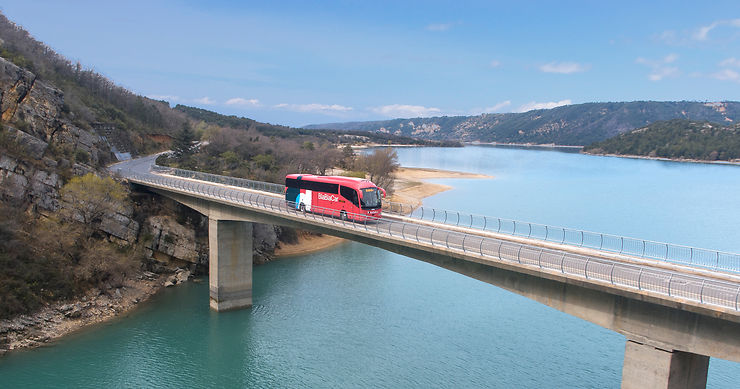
[285,174,379,189]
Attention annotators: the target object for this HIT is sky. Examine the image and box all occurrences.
[2,1,740,127]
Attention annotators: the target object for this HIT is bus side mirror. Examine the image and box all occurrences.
[380,188,386,198]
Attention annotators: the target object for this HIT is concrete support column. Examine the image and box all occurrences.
[621,340,709,389]
[208,219,253,311]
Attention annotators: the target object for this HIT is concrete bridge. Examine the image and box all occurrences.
[112,156,740,389]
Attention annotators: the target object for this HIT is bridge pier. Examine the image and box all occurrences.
[208,219,253,311]
[621,340,708,389]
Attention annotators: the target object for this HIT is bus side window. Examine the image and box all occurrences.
[340,186,359,207]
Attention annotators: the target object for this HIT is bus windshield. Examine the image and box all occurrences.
[360,187,382,209]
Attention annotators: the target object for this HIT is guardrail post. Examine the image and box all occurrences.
[430,229,435,246]
[638,269,643,290]
[668,274,673,296]
[620,237,624,253]
[600,234,604,250]
[479,238,484,256]
[716,252,720,270]
[560,253,566,273]
[610,264,615,284]
[735,286,740,311]
[528,223,532,238]
[497,218,501,233]
[443,210,447,224]
[584,258,590,279]
[456,212,460,226]
[483,216,487,230]
[545,225,549,240]
[432,209,436,222]
[415,226,420,242]
[516,246,522,263]
[401,223,406,239]
[537,249,543,268]
[462,234,467,252]
[445,232,449,248]
[700,280,706,303]
[665,243,669,260]
[469,214,473,228]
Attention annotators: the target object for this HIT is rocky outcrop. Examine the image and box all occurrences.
[144,214,204,265]
[0,152,62,211]
[0,57,110,166]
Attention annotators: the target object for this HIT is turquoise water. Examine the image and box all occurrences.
[1,146,739,387]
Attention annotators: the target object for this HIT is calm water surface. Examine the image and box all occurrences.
[1,146,738,388]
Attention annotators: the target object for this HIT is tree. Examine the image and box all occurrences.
[172,122,196,158]
[356,148,399,194]
[59,173,128,238]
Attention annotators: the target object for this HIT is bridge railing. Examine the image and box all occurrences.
[148,164,740,274]
[151,165,285,194]
[383,200,740,274]
[123,170,740,312]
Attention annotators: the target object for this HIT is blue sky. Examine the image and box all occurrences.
[2,1,740,127]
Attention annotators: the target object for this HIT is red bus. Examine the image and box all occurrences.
[285,174,386,221]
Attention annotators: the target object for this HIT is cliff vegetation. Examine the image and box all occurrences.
[583,119,740,162]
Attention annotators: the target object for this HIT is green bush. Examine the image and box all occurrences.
[74,149,90,164]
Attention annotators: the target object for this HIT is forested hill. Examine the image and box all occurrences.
[583,119,740,162]
[304,101,740,146]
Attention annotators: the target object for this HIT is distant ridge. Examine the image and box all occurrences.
[304,101,740,146]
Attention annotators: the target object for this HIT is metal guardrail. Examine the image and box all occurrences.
[125,168,740,312]
[149,164,740,274]
[151,165,285,194]
[383,201,740,274]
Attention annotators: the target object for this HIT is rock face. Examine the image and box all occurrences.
[0,57,110,166]
[145,215,204,265]
[1,55,282,279]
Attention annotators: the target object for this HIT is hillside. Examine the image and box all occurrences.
[583,119,740,162]
[304,101,740,146]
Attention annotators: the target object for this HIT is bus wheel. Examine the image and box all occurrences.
[340,211,347,221]
[299,203,306,213]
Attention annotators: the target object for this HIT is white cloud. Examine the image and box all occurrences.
[194,97,215,105]
[482,101,511,113]
[226,97,260,106]
[426,23,452,31]
[517,99,571,113]
[148,94,180,102]
[648,67,679,81]
[371,104,442,118]
[693,19,740,40]
[539,62,589,74]
[274,103,353,113]
[719,57,740,68]
[711,68,740,82]
[489,60,501,68]
[636,54,680,81]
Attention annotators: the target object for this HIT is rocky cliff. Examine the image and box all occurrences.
[0,55,280,271]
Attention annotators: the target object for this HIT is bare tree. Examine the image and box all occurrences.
[356,148,399,194]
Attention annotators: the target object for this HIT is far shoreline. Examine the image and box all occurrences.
[582,151,740,166]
